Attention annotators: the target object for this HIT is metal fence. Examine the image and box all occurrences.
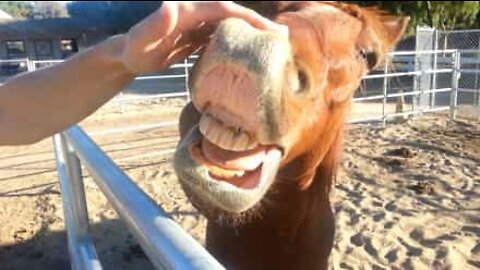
[0,58,29,77]
[53,127,225,270]
[351,49,460,124]
[419,27,480,107]
[2,28,479,270]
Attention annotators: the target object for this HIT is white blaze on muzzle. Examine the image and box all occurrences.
[190,18,292,144]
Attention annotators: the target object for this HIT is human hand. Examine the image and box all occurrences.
[121,1,288,75]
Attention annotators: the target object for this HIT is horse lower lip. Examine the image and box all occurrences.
[209,165,262,189]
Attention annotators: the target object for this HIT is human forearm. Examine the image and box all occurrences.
[0,35,133,145]
[0,1,286,146]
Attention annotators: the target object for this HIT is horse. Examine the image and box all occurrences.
[174,2,408,269]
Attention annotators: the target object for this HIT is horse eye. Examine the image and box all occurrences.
[289,60,310,94]
[359,49,378,70]
[297,68,309,93]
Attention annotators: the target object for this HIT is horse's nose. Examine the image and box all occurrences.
[201,18,290,76]
[190,18,291,143]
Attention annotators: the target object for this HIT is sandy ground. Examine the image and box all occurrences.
[0,98,478,270]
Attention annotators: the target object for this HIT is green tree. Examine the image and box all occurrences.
[0,1,34,18]
[32,1,68,19]
[236,1,480,36]
[352,1,480,34]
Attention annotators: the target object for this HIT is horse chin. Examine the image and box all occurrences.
[174,126,282,214]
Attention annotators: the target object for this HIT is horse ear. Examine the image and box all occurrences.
[353,9,409,70]
[329,2,410,53]
[381,16,410,50]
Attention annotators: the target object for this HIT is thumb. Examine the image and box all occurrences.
[132,1,179,45]
[157,1,179,37]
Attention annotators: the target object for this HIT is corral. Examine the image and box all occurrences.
[0,27,479,269]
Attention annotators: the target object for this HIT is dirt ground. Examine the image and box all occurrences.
[0,98,478,270]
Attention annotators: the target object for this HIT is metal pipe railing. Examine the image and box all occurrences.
[382,57,389,126]
[113,92,188,102]
[134,74,188,80]
[54,126,224,270]
[458,88,480,93]
[88,121,178,136]
[53,134,102,270]
[450,51,461,119]
[362,68,453,79]
[353,88,452,102]
[387,49,457,56]
[349,105,451,124]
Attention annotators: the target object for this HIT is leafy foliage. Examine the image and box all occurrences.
[0,1,33,18]
[236,1,480,36]
[351,1,480,34]
[32,2,68,19]
[0,1,70,19]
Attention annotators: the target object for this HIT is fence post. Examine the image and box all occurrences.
[382,57,389,126]
[27,58,35,72]
[476,40,480,106]
[184,58,191,102]
[415,26,436,112]
[53,134,102,270]
[118,91,126,114]
[430,29,439,110]
[412,71,419,115]
[450,51,460,120]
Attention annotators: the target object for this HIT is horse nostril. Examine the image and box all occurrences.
[233,126,242,136]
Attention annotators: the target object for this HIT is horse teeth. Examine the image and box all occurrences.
[216,128,235,150]
[199,114,213,135]
[199,114,258,151]
[246,135,259,150]
[232,132,250,151]
[234,171,245,177]
[210,126,222,142]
